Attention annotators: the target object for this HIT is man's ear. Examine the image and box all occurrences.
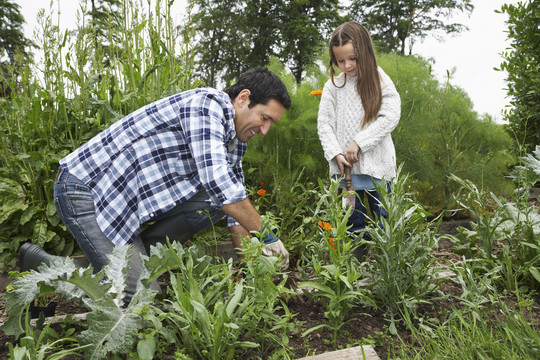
[237,89,251,107]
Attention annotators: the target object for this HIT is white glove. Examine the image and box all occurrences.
[262,239,289,271]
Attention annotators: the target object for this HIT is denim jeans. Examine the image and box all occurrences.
[342,184,390,260]
[53,166,224,303]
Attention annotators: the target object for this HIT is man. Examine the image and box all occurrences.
[28,67,290,302]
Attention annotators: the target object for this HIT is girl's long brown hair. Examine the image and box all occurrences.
[329,22,382,128]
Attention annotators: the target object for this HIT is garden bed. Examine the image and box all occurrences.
[0,267,538,359]
[1,217,538,359]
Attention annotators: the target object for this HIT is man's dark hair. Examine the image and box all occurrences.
[225,68,291,109]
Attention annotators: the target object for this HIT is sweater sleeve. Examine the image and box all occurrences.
[317,80,344,162]
[353,69,401,152]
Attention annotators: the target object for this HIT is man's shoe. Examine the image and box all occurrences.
[17,243,57,272]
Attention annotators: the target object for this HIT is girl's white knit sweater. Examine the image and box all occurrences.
[317,67,401,180]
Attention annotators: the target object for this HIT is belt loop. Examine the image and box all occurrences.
[55,166,65,181]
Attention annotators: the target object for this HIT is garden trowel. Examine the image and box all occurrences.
[342,166,356,210]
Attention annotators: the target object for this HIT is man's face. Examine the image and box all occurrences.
[233,89,284,143]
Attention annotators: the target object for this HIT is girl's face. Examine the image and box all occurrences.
[333,42,358,77]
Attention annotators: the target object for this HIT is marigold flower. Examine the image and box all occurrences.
[309,90,323,96]
[328,237,335,250]
[257,189,266,196]
[258,181,267,188]
[317,221,332,230]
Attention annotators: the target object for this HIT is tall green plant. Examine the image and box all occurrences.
[299,177,374,348]
[248,169,322,266]
[0,0,197,270]
[365,167,441,334]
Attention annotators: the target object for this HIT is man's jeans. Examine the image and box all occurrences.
[53,167,223,303]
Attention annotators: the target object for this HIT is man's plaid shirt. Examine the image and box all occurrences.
[60,88,247,246]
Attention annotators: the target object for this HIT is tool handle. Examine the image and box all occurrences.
[344,166,352,190]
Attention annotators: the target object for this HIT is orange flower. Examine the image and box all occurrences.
[257,189,266,196]
[328,237,335,250]
[258,181,267,188]
[309,90,323,96]
[317,221,332,230]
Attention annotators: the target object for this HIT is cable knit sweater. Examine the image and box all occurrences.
[317,67,401,181]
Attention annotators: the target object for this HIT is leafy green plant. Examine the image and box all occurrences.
[498,1,540,153]
[451,166,540,291]
[0,245,161,359]
[143,238,292,360]
[364,167,441,334]
[398,282,540,360]
[247,170,321,267]
[238,234,296,357]
[298,177,374,348]
[509,145,540,206]
[450,174,511,260]
[7,308,90,360]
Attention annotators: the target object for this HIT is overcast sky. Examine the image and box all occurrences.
[17,0,518,122]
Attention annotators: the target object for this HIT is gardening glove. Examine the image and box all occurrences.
[262,240,290,271]
[259,226,290,271]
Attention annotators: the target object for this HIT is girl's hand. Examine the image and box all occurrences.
[345,141,360,164]
[334,154,351,174]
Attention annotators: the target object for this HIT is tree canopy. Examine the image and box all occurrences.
[349,0,474,54]
[0,0,32,64]
[189,0,343,86]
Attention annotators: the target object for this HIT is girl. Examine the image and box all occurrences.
[317,22,401,259]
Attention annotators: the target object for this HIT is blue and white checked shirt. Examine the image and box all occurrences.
[60,88,248,247]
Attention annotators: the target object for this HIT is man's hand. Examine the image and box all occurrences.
[262,239,289,271]
[223,199,290,270]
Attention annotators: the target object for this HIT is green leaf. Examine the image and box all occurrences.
[0,177,23,194]
[301,323,330,337]
[20,206,40,225]
[0,198,27,224]
[298,281,335,298]
[529,267,540,284]
[81,298,143,359]
[137,336,156,360]
[225,283,243,318]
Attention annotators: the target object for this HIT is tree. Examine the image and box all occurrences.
[498,0,540,153]
[0,0,32,64]
[0,0,34,97]
[189,0,342,86]
[349,0,473,54]
[190,0,247,87]
[279,0,344,83]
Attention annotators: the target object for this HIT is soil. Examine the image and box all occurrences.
[0,213,539,359]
